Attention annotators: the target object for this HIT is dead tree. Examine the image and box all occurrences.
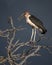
[0,16,52,65]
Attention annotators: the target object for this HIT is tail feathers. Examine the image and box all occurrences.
[39,27,47,34]
[41,28,47,34]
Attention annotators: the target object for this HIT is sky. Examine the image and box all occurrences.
[0,0,52,65]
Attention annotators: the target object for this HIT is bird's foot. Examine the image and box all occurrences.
[29,41,34,46]
[29,40,33,43]
[28,40,36,46]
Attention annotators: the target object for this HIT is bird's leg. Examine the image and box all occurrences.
[33,28,36,42]
[30,29,34,42]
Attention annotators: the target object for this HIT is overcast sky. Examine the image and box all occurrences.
[0,0,52,65]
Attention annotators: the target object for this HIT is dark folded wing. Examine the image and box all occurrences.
[29,15,44,28]
[29,15,47,34]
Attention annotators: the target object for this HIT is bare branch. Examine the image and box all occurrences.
[0,16,52,65]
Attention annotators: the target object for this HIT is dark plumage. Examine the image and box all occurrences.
[29,15,47,34]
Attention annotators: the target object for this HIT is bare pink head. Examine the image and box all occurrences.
[24,11,30,18]
[18,10,30,21]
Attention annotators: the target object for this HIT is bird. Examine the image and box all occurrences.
[18,11,47,42]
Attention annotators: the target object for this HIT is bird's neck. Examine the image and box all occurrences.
[25,14,31,19]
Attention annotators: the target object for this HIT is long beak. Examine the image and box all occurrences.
[18,13,24,21]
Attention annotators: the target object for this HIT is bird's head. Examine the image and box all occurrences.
[24,11,30,18]
[18,11,30,21]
